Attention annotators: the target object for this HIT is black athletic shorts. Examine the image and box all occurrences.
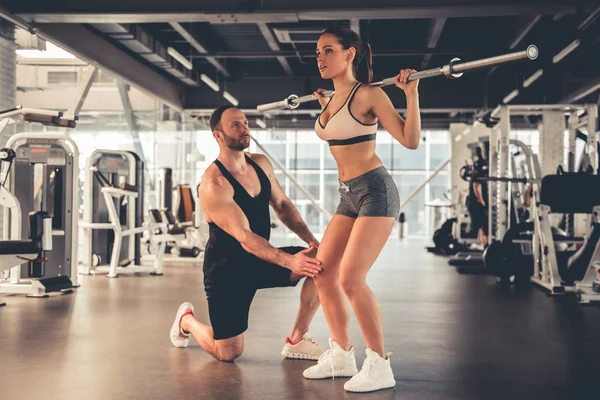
[468,203,488,235]
[204,246,304,340]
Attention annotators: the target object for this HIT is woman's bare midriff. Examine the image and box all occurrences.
[329,140,384,181]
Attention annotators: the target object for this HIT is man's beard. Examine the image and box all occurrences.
[222,132,250,151]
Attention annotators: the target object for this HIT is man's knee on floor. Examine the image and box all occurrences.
[216,349,242,362]
[215,338,244,362]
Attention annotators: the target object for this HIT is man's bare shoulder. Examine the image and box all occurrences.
[199,165,232,198]
[248,152,273,173]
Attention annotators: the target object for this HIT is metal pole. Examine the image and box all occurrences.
[257,46,538,112]
[66,66,97,120]
[587,103,598,172]
[399,158,450,210]
[497,105,510,239]
[251,136,333,220]
[117,81,155,191]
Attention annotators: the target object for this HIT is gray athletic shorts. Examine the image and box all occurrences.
[335,166,400,218]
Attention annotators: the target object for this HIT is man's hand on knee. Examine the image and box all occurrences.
[306,246,318,258]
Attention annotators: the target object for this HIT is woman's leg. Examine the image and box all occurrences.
[312,214,356,350]
[338,216,396,357]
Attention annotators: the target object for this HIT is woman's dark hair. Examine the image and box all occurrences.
[321,25,373,83]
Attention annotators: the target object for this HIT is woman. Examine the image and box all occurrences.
[302,25,421,393]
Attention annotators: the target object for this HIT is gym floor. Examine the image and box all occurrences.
[1,239,599,400]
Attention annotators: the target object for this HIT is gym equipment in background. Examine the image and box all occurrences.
[80,150,144,274]
[0,107,79,299]
[0,148,54,306]
[80,163,172,277]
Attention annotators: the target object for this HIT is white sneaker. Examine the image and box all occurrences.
[281,334,324,360]
[303,338,358,379]
[169,302,194,348]
[343,348,396,393]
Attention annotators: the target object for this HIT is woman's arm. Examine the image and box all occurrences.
[367,69,421,149]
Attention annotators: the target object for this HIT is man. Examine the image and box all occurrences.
[169,105,324,362]
[467,155,489,248]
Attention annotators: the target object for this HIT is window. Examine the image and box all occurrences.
[47,71,77,84]
[290,143,321,169]
[392,142,427,170]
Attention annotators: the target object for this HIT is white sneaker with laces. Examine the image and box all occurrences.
[281,334,325,360]
[169,302,194,348]
[303,338,358,379]
[343,348,396,393]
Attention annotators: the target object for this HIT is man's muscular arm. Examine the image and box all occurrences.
[252,154,319,246]
[199,176,320,276]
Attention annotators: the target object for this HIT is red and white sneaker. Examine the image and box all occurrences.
[281,334,324,360]
[169,302,194,348]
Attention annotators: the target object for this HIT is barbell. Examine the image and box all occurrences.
[257,45,538,113]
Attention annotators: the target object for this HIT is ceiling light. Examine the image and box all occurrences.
[167,47,193,70]
[503,89,519,104]
[552,39,580,64]
[223,91,239,106]
[255,118,267,129]
[523,69,543,88]
[200,74,220,92]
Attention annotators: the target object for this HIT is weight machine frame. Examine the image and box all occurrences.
[490,104,599,302]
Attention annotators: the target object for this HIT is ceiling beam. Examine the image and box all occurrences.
[169,22,231,78]
[560,77,600,103]
[488,15,542,77]
[14,4,583,24]
[509,15,542,49]
[256,23,294,77]
[577,5,600,31]
[421,18,446,70]
[350,19,360,36]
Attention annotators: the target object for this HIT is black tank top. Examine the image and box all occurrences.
[203,155,272,281]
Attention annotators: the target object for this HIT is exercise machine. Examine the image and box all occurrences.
[80,149,144,275]
[154,167,205,261]
[0,148,54,306]
[447,141,490,266]
[80,164,172,277]
[475,104,600,301]
[532,168,600,303]
[0,107,79,298]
